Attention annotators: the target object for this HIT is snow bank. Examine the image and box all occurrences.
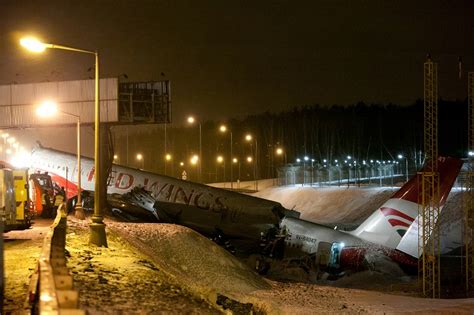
[252,186,394,225]
[109,222,270,298]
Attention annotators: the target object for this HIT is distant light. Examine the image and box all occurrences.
[245,134,252,141]
[323,159,327,163]
[219,125,227,132]
[334,159,338,163]
[136,153,143,161]
[10,151,30,168]
[370,160,374,163]
[339,242,345,248]
[311,159,315,162]
[347,155,352,160]
[165,154,172,161]
[113,154,118,160]
[276,148,283,155]
[363,160,366,165]
[344,160,347,163]
[191,154,198,165]
[217,156,224,163]
[397,154,403,159]
[304,156,309,161]
[296,158,301,163]
[232,157,238,163]
[469,151,474,157]
[36,100,58,117]
[187,116,195,124]
[247,156,253,163]
[179,161,184,166]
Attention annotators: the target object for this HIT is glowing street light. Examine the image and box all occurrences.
[136,153,144,169]
[187,116,202,181]
[21,35,106,246]
[165,153,172,161]
[247,156,253,163]
[245,134,258,191]
[36,100,85,220]
[275,147,287,165]
[113,154,118,161]
[220,125,234,189]
[398,154,409,182]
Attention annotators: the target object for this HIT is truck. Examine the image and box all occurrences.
[0,169,24,232]
[0,167,58,232]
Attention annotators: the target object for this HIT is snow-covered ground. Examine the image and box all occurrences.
[4,180,471,314]
[64,180,472,314]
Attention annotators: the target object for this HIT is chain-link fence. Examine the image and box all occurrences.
[276,163,405,187]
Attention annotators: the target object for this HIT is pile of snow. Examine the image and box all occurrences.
[252,185,394,225]
[109,222,270,298]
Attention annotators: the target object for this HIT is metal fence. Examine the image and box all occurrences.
[276,163,405,187]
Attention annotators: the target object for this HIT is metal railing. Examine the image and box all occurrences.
[25,205,84,314]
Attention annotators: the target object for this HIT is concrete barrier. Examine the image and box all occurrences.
[25,205,84,314]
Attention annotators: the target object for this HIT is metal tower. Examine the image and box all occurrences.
[465,71,474,295]
[418,58,441,298]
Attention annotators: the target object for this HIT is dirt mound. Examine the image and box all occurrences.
[109,222,270,299]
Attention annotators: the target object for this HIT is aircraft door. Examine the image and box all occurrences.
[329,242,345,269]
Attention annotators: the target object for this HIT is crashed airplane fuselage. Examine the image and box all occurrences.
[30,146,463,272]
[30,146,295,242]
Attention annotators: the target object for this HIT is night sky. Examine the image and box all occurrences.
[1,1,473,157]
[2,0,474,122]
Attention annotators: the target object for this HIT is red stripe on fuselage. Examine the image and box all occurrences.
[387,218,410,228]
[380,207,415,223]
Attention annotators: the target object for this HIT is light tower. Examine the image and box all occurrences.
[418,55,441,298]
[464,71,474,295]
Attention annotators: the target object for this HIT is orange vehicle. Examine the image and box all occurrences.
[29,172,56,218]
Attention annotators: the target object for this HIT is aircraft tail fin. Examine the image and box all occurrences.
[349,156,463,251]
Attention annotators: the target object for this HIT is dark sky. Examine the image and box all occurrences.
[1,0,474,123]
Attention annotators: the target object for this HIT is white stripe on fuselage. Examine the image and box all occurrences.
[349,198,418,249]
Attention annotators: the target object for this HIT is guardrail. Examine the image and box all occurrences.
[25,205,84,314]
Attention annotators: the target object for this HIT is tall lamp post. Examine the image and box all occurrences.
[398,154,409,182]
[36,101,85,220]
[136,153,144,169]
[220,125,233,189]
[217,155,225,184]
[20,36,106,246]
[245,134,258,191]
[187,116,202,182]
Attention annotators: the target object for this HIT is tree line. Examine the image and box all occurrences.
[113,100,467,182]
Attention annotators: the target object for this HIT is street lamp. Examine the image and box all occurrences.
[136,153,144,169]
[216,155,225,184]
[36,100,85,220]
[21,36,106,246]
[220,125,233,189]
[245,134,258,191]
[187,116,202,182]
[398,154,409,182]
